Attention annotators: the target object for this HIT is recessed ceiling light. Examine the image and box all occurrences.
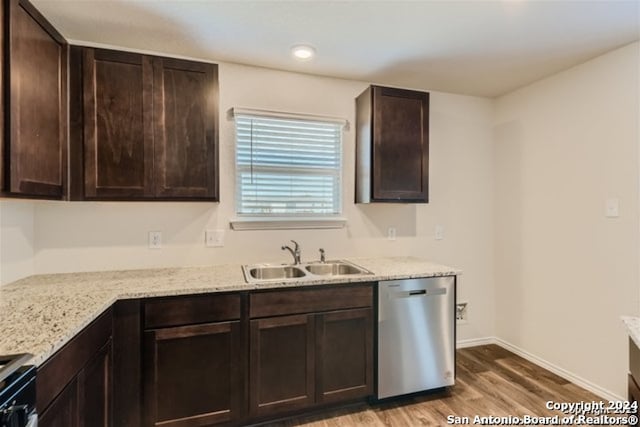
[291,44,316,61]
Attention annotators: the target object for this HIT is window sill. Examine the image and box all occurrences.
[230,217,347,231]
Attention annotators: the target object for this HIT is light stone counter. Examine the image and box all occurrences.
[0,257,459,367]
[622,316,640,349]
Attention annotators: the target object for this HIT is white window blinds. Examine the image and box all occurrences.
[235,112,343,216]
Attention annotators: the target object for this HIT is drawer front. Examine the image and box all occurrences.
[144,293,241,329]
[250,284,373,318]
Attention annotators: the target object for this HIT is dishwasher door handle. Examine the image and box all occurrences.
[394,287,447,298]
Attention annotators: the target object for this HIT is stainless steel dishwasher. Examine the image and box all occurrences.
[377,276,455,399]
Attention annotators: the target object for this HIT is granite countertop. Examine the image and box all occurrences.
[622,316,640,348]
[0,256,459,367]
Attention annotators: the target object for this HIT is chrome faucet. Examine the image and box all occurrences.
[319,248,326,263]
[281,240,301,264]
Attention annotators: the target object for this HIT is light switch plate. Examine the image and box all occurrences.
[205,229,224,247]
[435,225,444,240]
[387,227,397,241]
[148,231,162,249]
[606,198,619,218]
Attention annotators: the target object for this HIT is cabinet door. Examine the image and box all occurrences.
[629,375,640,426]
[372,86,429,202]
[112,300,142,427]
[7,0,67,198]
[83,48,154,199]
[316,308,373,403]
[144,321,243,427]
[250,314,315,417]
[78,340,112,427]
[152,57,218,200]
[39,378,80,427]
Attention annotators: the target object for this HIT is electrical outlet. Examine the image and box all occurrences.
[387,227,397,241]
[456,302,468,323]
[148,231,162,249]
[435,225,444,240]
[205,229,224,247]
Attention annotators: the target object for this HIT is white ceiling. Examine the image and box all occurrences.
[33,0,640,97]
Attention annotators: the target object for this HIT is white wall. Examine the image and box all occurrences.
[23,62,496,342]
[0,200,35,284]
[494,42,640,399]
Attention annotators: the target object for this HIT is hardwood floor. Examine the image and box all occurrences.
[263,345,603,426]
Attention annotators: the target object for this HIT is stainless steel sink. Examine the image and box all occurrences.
[248,265,306,280]
[304,262,366,276]
[242,260,372,284]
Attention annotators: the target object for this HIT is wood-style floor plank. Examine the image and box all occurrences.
[262,345,606,426]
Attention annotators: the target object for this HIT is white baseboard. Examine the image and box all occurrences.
[492,337,623,401]
[455,336,622,401]
[456,337,495,348]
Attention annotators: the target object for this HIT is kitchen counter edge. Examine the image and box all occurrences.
[0,257,460,367]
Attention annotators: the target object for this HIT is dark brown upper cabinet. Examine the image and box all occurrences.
[355,85,429,203]
[78,49,153,199]
[153,57,218,199]
[2,0,68,199]
[70,46,219,201]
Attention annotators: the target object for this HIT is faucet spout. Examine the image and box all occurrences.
[281,240,301,264]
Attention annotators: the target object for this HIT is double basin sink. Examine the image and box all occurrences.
[242,260,373,284]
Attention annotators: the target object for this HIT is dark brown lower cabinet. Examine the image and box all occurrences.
[143,321,243,427]
[112,300,143,427]
[316,308,373,403]
[79,341,112,427]
[249,314,315,417]
[39,286,374,426]
[38,309,113,427]
[39,378,80,427]
[629,375,639,427]
[40,341,112,427]
[248,284,374,421]
[629,338,640,426]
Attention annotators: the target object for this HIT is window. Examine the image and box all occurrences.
[234,110,344,223]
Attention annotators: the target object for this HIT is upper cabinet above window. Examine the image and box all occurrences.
[1,0,68,199]
[355,85,429,203]
[69,47,219,201]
